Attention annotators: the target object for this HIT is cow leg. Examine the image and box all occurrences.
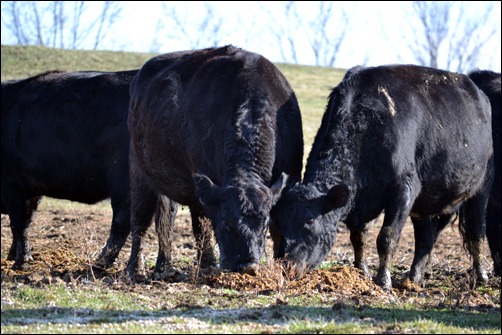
[269,219,283,259]
[97,189,131,269]
[459,193,489,284]
[126,172,158,281]
[153,195,178,274]
[425,214,452,274]
[375,180,417,291]
[486,197,501,276]
[190,208,217,268]
[408,216,438,285]
[6,197,41,269]
[348,223,371,278]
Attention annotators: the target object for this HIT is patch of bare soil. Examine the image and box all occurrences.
[1,199,500,310]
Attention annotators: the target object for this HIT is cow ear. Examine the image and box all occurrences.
[194,174,221,206]
[270,172,288,205]
[321,184,349,214]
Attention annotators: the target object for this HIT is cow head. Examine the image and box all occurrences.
[271,183,350,275]
[194,172,288,273]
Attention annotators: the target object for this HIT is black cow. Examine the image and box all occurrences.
[468,69,501,276]
[272,64,493,290]
[127,45,304,278]
[1,70,177,270]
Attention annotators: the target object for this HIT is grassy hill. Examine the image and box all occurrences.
[1,44,346,164]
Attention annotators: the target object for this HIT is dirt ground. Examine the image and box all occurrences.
[1,198,500,308]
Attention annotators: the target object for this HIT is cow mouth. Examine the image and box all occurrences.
[221,255,261,274]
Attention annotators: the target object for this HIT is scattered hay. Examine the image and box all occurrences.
[1,244,93,283]
[205,261,387,297]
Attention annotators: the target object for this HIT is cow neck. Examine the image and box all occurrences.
[303,88,361,202]
[224,98,275,185]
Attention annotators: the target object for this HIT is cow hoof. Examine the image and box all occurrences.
[353,261,371,279]
[127,271,149,283]
[408,269,424,285]
[98,247,121,269]
[12,253,34,270]
[153,258,172,274]
[126,264,148,283]
[239,263,259,276]
[199,252,217,268]
[93,257,112,271]
[375,268,392,291]
[476,269,488,283]
[493,255,501,277]
[7,250,16,261]
[360,264,371,279]
[152,266,185,281]
[12,261,29,271]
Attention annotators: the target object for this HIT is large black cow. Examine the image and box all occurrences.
[126,45,304,278]
[468,69,501,276]
[272,64,493,290]
[1,70,177,270]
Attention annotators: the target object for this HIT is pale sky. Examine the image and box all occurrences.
[2,1,501,72]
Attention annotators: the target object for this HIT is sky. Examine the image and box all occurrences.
[1,1,501,72]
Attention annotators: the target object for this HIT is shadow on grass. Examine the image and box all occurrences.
[2,303,501,331]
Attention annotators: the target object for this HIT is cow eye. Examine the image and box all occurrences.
[306,218,315,226]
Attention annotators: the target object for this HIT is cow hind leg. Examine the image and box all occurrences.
[348,223,371,279]
[459,194,489,284]
[408,215,442,285]
[486,200,501,277]
[7,197,41,269]
[153,195,178,274]
[424,214,453,275]
[126,175,159,281]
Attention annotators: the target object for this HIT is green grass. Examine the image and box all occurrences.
[2,283,500,334]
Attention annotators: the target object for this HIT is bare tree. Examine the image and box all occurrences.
[151,1,235,52]
[406,1,498,72]
[1,1,122,50]
[306,2,350,67]
[262,1,350,67]
[260,1,302,64]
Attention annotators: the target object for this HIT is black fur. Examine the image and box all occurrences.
[273,64,493,290]
[469,69,501,276]
[1,69,177,270]
[126,46,304,276]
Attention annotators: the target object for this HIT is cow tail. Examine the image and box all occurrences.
[457,208,470,254]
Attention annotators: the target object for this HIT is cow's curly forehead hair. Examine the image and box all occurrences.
[220,181,271,217]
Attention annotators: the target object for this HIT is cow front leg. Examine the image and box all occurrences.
[459,193,490,284]
[376,181,416,291]
[349,224,371,278]
[190,208,217,268]
[97,192,131,269]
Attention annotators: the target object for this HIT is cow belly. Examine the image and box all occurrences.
[136,152,195,205]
